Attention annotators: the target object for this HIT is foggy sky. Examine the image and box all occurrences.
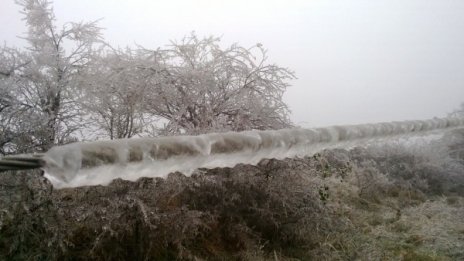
[1,0,463,127]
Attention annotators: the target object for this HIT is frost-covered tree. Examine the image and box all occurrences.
[81,49,154,139]
[3,0,103,151]
[0,47,43,154]
[1,1,296,150]
[142,34,295,135]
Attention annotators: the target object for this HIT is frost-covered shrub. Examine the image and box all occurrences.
[356,130,464,197]
[0,159,338,260]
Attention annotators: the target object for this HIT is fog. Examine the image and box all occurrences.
[1,0,463,127]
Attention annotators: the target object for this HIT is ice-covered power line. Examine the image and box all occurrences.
[1,117,462,187]
[30,117,462,188]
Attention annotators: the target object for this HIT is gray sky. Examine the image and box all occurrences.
[1,0,464,127]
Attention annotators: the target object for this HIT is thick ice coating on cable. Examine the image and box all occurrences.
[43,117,464,188]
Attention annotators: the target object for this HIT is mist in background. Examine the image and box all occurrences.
[1,0,463,127]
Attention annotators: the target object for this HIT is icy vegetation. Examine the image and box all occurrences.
[43,117,464,188]
[1,128,463,260]
[1,1,464,259]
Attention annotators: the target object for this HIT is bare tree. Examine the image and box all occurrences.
[142,33,295,135]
